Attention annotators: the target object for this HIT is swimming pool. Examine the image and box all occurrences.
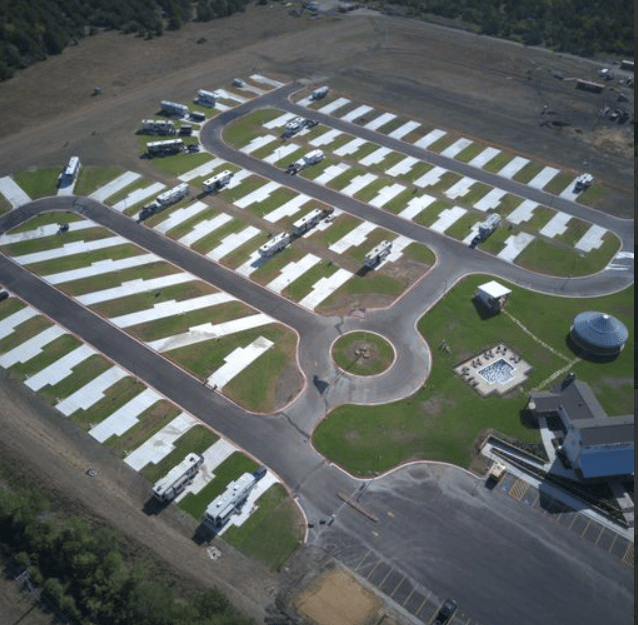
[477,358,515,385]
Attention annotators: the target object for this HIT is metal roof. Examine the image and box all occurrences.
[477,281,511,299]
[572,311,629,349]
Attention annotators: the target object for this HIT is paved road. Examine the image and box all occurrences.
[0,83,634,625]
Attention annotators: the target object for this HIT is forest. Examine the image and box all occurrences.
[0,484,253,625]
[0,0,250,81]
[369,0,633,58]
[0,0,633,82]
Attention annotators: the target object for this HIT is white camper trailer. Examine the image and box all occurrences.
[196,89,220,107]
[152,453,204,502]
[363,240,392,268]
[202,170,234,193]
[146,138,184,157]
[160,100,189,117]
[259,231,291,257]
[140,119,176,135]
[311,86,329,100]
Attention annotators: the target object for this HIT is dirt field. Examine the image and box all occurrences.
[0,6,633,624]
[294,567,384,625]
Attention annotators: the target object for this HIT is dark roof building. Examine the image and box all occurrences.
[529,373,634,479]
[570,311,629,357]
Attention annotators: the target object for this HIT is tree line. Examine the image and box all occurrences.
[0,484,253,625]
[366,0,633,58]
[0,0,250,82]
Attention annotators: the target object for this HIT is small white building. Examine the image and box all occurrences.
[202,170,234,193]
[140,119,176,135]
[259,231,291,257]
[364,240,392,268]
[152,453,203,502]
[160,100,189,118]
[474,281,511,312]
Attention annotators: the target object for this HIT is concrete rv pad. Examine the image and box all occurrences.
[0,325,66,368]
[468,147,501,168]
[413,166,446,188]
[263,112,295,129]
[315,164,349,185]
[474,188,506,211]
[341,173,377,197]
[240,134,277,154]
[329,221,377,254]
[430,206,467,233]
[234,181,281,208]
[413,128,445,149]
[207,335,274,389]
[44,254,161,285]
[178,213,233,246]
[388,120,420,140]
[539,212,571,238]
[206,226,261,261]
[147,313,274,352]
[385,156,418,177]
[334,137,366,156]
[297,268,352,310]
[0,176,31,207]
[398,194,436,220]
[178,158,225,182]
[369,183,406,208]
[310,128,344,147]
[56,366,129,416]
[25,344,96,391]
[528,166,560,190]
[440,137,473,158]
[110,292,237,328]
[12,235,129,265]
[112,182,166,212]
[444,176,477,199]
[364,112,396,131]
[318,97,351,115]
[359,146,391,166]
[575,225,607,252]
[0,220,95,245]
[249,73,284,88]
[89,387,163,442]
[498,156,529,179]
[89,171,142,202]
[124,412,198,471]
[340,104,373,122]
[498,232,535,261]
[263,143,298,164]
[506,200,538,224]
[0,307,39,340]
[267,254,322,294]
[155,201,209,234]
[264,194,311,222]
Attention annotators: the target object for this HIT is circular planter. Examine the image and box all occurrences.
[331,331,395,377]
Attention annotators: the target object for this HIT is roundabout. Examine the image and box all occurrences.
[330,330,395,377]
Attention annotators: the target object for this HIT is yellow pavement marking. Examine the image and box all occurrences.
[509,479,528,500]
[622,543,634,568]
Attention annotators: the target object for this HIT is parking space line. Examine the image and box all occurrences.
[387,574,404,596]
[568,514,578,529]
[402,588,415,607]
[622,543,634,568]
[378,566,393,587]
[366,559,382,580]
[354,549,370,570]
[579,518,590,536]
[413,594,428,617]
[607,533,618,553]
[588,523,603,544]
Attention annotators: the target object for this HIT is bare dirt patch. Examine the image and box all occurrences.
[293,567,384,625]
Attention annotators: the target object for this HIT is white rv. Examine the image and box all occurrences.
[204,473,258,530]
[574,173,593,192]
[140,119,176,135]
[202,170,234,193]
[196,89,220,107]
[259,231,291,257]
[146,138,184,157]
[152,453,204,502]
[292,208,325,235]
[160,100,189,117]
[364,240,392,268]
[311,86,329,100]
[58,156,80,187]
[156,182,189,207]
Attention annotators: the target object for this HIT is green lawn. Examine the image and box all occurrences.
[555,217,593,247]
[482,151,515,173]
[283,261,339,302]
[396,161,432,183]
[41,354,113,404]
[577,183,607,207]
[0,316,53,355]
[73,165,124,197]
[519,205,555,232]
[426,133,459,153]
[512,162,544,184]
[179,452,259,520]
[222,108,283,147]
[12,168,59,200]
[382,188,419,214]
[317,214,362,247]
[515,233,620,276]
[1,226,113,257]
[222,175,267,204]
[104,176,152,207]
[313,275,633,475]
[543,172,573,195]
[332,331,395,375]
[8,211,85,234]
[444,212,481,240]
[0,193,12,215]
[0,298,27,321]
[149,152,214,177]
[191,219,245,255]
[223,484,303,571]
[326,167,366,192]
[251,246,304,286]
[454,142,486,163]
[413,200,452,227]
[140,425,219,484]
[354,178,390,203]
[457,183,492,208]
[317,273,404,314]
[403,242,436,265]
